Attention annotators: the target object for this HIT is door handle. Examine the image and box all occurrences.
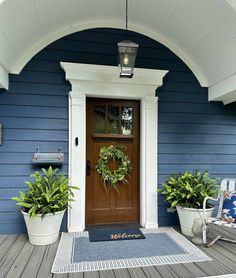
[86,160,91,176]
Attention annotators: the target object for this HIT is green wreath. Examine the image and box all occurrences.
[96,144,132,190]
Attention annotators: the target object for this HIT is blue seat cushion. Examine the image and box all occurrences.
[222,194,236,223]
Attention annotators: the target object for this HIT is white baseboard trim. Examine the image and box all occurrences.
[68,225,85,233]
[144,223,159,229]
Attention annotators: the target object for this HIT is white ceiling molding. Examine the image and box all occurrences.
[12,20,123,75]
[0,63,8,90]
[209,73,236,105]
[11,20,206,87]
[0,0,236,95]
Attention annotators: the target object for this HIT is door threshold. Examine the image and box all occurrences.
[85,222,142,231]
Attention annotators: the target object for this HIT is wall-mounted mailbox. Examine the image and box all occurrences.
[32,147,64,165]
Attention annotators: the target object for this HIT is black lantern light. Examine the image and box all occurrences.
[117,0,139,78]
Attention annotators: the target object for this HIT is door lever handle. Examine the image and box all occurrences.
[86,160,91,176]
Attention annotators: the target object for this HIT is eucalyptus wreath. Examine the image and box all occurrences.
[96,144,132,190]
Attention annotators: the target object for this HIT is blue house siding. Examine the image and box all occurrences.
[157,76,236,225]
[0,28,236,233]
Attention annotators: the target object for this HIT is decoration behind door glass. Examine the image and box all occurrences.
[121,107,133,135]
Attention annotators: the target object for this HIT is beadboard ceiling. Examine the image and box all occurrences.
[0,0,236,103]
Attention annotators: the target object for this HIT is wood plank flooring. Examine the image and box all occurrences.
[0,225,235,278]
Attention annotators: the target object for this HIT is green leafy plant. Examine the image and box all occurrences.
[158,170,219,209]
[12,166,79,218]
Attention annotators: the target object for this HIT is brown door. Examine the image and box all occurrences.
[86,98,140,224]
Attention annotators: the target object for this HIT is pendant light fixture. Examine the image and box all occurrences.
[117,0,139,78]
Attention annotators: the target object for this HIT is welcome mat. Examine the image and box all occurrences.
[52,227,211,273]
[89,227,145,242]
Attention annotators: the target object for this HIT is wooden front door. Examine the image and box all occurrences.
[86,98,140,224]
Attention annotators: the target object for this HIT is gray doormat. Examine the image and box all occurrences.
[52,227,211,273]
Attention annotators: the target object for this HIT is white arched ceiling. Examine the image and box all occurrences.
[0,0,236,103]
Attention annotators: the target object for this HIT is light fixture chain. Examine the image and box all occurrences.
[126,0,128,31]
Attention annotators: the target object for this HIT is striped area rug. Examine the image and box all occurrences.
[52,227,211,273]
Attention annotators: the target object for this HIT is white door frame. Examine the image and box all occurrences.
[60,62,168,232]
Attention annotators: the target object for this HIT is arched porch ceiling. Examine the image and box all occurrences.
[0,0,236,103]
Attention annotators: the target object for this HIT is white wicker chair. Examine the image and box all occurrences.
[202,178,236,247]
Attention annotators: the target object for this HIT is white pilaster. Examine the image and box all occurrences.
[142,96,158,228]
[68,92,86,232]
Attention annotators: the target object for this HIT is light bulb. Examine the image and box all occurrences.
[123,54,129,65]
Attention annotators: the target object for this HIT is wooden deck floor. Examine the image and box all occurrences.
[0,225,236,278]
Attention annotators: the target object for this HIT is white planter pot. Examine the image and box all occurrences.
[176,206,214,237]
[22,210,65,245]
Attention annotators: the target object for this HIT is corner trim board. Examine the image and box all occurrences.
[0,63,8,90]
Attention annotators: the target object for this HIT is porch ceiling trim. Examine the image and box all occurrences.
[12,21,206,87]
[1,0,236,104]
[209,73,236,105]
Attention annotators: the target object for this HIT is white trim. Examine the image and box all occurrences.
[0,63,8,89]
[11,21,205,86]
[226,0,236,11]
[68,92,86,232]
[61,62,168,232]
[202,275,236,278]
[209,73,236,105]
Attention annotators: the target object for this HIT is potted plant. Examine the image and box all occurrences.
[12,166,79,245]
[159,170,219,237]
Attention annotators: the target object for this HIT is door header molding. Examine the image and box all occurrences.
[61,62,168,232]
[61,62,168,98]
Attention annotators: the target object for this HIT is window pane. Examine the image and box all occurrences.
[121,107,133,135]
[94,106,106,133]
[108,106,119,134]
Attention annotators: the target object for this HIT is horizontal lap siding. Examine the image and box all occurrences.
[158,71,236,225]
[0,39,70,234]
[0,28,236,233]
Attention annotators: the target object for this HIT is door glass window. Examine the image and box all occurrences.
[93,104,133,135]
[94,106,106,133]
[108,106,119,134]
